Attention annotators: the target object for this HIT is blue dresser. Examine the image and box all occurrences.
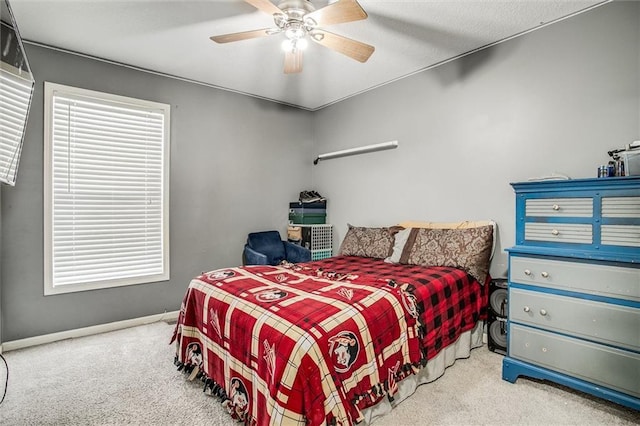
[502,176,640,411]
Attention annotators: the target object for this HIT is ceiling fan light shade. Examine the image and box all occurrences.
[303,17,318,28]
[273,13,288,27]
[282,38,308,52]
[284,26,305,40]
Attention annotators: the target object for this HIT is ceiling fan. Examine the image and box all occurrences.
[210,0,375,74]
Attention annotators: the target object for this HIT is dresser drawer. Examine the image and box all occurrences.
[509,324,640,398]
[602,196,640,218]
[526,197,593,217]
[510,288,640,351]
[510,256,640,302]
[525,223,592,244]
[602,225,640,248]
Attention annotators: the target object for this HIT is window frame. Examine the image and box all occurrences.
[43,82,170,295]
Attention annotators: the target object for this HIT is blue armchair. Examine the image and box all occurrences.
[243,230,311,266]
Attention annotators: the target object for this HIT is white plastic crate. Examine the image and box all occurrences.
[307,224,332,251]
[289,224,333,254]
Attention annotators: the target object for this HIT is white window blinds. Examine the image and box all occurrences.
[44,82,170,295]
[0,67,33,185]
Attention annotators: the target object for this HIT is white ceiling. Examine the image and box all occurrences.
[10,0,608,110]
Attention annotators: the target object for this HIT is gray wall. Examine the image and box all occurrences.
[1,45,313,341]
[312,1,640,277]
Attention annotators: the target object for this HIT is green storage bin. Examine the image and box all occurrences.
[288,212,326,224]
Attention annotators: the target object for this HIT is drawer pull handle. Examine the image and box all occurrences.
[540,309,548,316]
[541,272,549,278]
[524,269,532,276]
[523,306,530,313]
[552,204,560,211]
[551,229,559,236]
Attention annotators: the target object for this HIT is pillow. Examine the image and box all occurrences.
[398,225,494,283]
[398,220,493,229]
[398,220,498,260]
[384,227,412,263]
[338,225,396,259]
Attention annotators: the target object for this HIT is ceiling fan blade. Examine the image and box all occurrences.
[244,0,282,16]
[304,0,367,27]
[309,30,374,63]
[210,28,278,43]
[284,49,303,74]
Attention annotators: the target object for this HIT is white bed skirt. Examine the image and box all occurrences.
[361,321,484,424]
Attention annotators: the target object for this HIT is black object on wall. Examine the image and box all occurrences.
[488,278,508,355]
[0,0,35,186]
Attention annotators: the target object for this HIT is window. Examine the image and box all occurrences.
[44,82,170,295]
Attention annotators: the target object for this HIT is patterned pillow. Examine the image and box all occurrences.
[338,225,396,259]
[398,220,497,260]
[399,225,494,283]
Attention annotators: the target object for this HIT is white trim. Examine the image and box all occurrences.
[1,310,179,353]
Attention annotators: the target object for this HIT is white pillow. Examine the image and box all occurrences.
[384,227,412,264]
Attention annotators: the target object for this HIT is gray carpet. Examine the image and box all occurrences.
[1,321,638,425]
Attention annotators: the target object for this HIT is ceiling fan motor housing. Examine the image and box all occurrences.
[276,0,317,28]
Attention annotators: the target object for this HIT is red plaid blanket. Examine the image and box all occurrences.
[172,256,487,425]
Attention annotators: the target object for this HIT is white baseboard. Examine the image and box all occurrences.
[1,310,180,353]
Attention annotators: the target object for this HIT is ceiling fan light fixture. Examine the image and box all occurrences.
[284,26,305,40]
[273,13,287,27]
[303,17,318,28]
[281,37,307,52]
[283,20,308,52]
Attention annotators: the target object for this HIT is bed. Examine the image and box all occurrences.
[172,223,494,425]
